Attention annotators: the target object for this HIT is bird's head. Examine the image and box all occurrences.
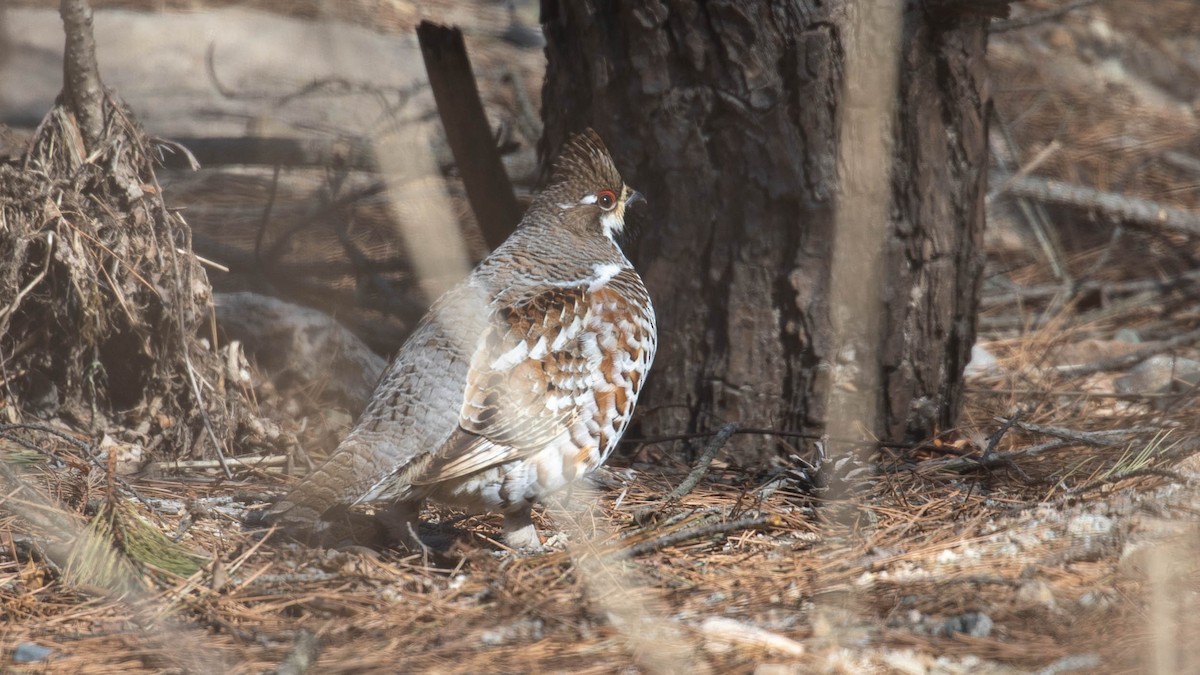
[541,128,644,242]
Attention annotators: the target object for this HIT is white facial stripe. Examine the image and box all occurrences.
[579,194,598,205]
[600,210,624,238]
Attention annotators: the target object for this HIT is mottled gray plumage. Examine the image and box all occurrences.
[267,129,656,549]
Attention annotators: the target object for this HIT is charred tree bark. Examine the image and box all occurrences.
[417,21,523,249]
[540,1,989,460]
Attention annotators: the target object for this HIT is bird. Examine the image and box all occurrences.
[266,129,655,551]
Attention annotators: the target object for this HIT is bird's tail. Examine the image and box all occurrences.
[264,437,386,525]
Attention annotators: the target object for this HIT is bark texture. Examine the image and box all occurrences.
[60,0,105,152]
[540,1,989,459]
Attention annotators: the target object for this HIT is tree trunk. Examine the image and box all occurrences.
[60,0,106,152]
[540,1,989,460]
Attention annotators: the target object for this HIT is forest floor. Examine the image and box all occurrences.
[3,1,1200,673]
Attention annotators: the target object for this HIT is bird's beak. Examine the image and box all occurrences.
[625,190,646,208]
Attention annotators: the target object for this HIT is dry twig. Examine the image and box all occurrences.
[990,0,1102,33]
[633,422,740,525]
[618,514,778,559]
[933,419,1163,475]
[997,174,1200,238]
[1055,325,1200,378]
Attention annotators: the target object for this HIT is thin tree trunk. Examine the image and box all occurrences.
[540,1,990,459]
[60,0,105,152]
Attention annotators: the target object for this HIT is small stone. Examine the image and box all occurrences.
[12,643,54,663]
[324,409,353,431]
[1017,579,1056,608]
[1047,27,1075,51]
[1114,356,1200,403]
[501,21,545,49]
[1088,18,1114,44]
[1067,513,1115,539]
[882,649,928,675]
[1113,328,1141,343]
[810,612,833,638]
[1078,590,1114,610]
[541,532,570,548]
[964,344,1000,377]
[754,665,800,675]
[1036,653,1102,674]
[936,612,993,638]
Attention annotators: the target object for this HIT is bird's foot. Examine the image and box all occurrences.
[376,499,432,552]
[502,507,547,553]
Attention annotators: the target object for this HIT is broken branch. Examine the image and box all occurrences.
[995,174,1200,238]
[417,21,522,250]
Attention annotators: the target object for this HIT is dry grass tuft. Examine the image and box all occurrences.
[0,91,254,466]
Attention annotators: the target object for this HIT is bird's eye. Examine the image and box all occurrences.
[595,190,617,211]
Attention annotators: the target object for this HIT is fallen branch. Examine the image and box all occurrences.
[938,438,1071,474]
[0,423,98,462]
[1008,420,1161,446]
[418,21,522,250]
[996,174,1200,238]
[633,422,739,525]
[967,387,1188,400]
[933,420,1160,474]
[158,136,377,171]
[1055,325,1200,378]
[981,268,1200,307]
[0,424,179,525]
[965,411,1031,479]
[1070,467,1186,496]
[618,514,777,559]
[625,426,915,450]
[244,571,340,586]
[982,410,1023,457]
[990,0,1100,33]
[990,112,1070,284]
[699,616,805,656]
[147,454,289,473]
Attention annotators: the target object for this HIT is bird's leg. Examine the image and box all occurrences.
[502,504,542,551]
[376,499,428,552]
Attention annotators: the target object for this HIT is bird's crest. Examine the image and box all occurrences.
[549,128,623,191]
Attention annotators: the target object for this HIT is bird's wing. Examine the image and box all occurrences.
[277,284,488,514]
[410,281,600,485]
